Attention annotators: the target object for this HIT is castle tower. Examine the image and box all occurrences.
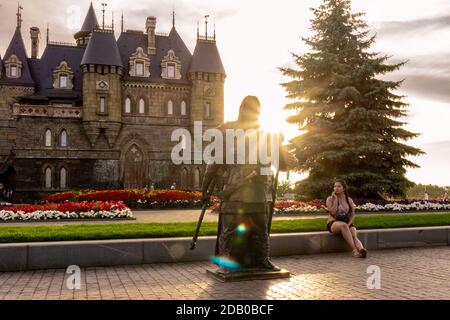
[29,27,41,59]
[80,28,123,148]
[188,24,226,130]
[74,2,99,47]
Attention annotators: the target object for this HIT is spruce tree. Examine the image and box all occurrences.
[280,0,424,200]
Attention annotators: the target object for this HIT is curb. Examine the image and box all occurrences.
[0,226,449,272]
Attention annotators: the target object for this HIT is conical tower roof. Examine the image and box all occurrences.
[79,2,99,33]
[81,29,123,67]
[189,38,225,75]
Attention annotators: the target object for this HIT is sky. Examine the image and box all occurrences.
[0,0,449,186]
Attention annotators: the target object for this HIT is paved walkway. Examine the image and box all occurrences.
[0,246,449,300]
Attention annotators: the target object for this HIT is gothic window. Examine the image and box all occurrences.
[45,129,52,147]
[129,47,150,77]
[125,98,131,113]
[167,100,174,115]
[60,168,67,189]
[139,99,145,114]
[193,168,201,189]
[181,101,187,116]
[60,129,68,147]
[52,61,74,89]
[45,167,52,189]
[99,97,106,113]
[180,167,189,189]
[161,50,182,80]
[5,54,22,78]
[204,102,211,119]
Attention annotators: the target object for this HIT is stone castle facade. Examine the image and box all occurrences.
[0,3,226,201]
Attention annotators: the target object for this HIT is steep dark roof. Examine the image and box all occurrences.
[117,27,192,83]
[0,27,35,86]
[28,44,85,100]
[81,30,123,67]
[79,3,99,34]
[189,39,226,75]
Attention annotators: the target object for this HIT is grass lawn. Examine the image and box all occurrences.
[0,213,449,243]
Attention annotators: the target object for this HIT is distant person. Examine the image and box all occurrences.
[150,183,155,191]
[442,190,448,202]
[170,182,177,190]
[326,179,367,258]
[423,192,429,201]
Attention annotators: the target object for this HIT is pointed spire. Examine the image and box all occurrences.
[101,3,108,29]
[78,2,99,33]
[172,6,176,28]
[121,11,124,33]
[197,21,199,39]
[16,3,23,29]
[112,12,115,31]
[214,23,216,40]
[46,23,49,44]
[204,15,209,39]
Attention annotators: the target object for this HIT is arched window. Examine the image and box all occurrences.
[181,101,187,116]
[60,168,67,189]
[45,129,52,147]
[193,168,201,189]
[60,129,68,147]
[167,100,173,115]
[139,99,145,114]
[125,98,131,113]
[45,167,52,189]
[180,167,189,189]
[204,102,211,119]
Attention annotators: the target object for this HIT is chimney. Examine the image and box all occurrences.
[30,27,41,59]
[146,16,156,55]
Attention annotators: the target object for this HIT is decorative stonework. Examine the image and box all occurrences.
[96,80,110,91]
[52,61,74,89]
[129,47,151,77]
[4,54,22,78]
[13,104,82,118]
[161,50,182,80]
[204,86,216,97]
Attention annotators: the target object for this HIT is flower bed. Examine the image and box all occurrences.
[274,200,450,215]
[41,190,204,209]
[0,202,133,221]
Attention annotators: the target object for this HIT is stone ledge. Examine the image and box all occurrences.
[0,226,449,272]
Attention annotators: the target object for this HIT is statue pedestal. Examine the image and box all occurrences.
[206,268,290,283]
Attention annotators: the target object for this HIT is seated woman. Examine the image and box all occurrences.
[326,180,367,258]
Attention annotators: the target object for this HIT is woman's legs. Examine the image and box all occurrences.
[331,222,357,251]
[349,227,364,251]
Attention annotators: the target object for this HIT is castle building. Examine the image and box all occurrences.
[0,3,226,201]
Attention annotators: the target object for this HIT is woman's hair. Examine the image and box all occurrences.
[334,179,351,214]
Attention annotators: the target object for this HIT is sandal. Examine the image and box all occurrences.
[352,249,363,258]
[359,248,368,258]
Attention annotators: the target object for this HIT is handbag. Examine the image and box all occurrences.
[336,213,350,223]
[335,198,350,223]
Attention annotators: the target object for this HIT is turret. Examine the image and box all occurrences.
[74,2,99,47]
[80,28,123,148]
[188,21,226,130]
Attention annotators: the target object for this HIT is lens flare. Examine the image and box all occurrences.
[236,223,247,235]
[210,256,241,270]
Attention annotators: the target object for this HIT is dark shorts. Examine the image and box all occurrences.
[327,221,356,233]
